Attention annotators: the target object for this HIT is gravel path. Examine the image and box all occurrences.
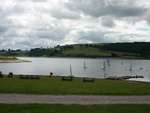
[0,94,150,104]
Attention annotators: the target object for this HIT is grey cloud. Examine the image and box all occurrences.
[145,10,150,24]
[66,0,147,18]
[107,5,147,17]
[0,4,25,37]
[17,0,47,2]
[0,39,30,50]
[101,16,115,27]
[0,17,12,36]
[0,0,149,49]
[31,0,47,2]
[35,29,68,41]
[33,23,69,41]
[19,40,32,46]
[0,4,25,17]
[77,30,114,43]
[76,30,147,44]
[50,9,80,19]
[0,25,8,34]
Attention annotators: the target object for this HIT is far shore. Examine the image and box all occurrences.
[17,56,150,60]
[0,59,31,63]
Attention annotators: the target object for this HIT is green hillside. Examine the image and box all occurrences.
[1,42,150,58]
[61,45,112,57]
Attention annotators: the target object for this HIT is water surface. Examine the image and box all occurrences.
[0,57,150,82]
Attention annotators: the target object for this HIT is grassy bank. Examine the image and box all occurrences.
[0,76,150,95]
[0,56,17,60]
[0,104,149,113]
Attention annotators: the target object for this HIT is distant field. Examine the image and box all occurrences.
[59,44,143,59]
[62,45,112,57]
[0,104,150,113]
[0,76,150,95]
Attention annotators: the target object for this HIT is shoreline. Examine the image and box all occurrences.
[0,59,31,63]
[0,74,149,83]
[17,56,150,60]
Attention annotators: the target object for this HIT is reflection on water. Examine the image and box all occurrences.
[0,57,150,82]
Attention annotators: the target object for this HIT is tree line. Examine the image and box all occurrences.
[0,42,150,57]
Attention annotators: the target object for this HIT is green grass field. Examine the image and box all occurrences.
[0,76,150,95]
[0,104,149,113]
[0,56,17,60]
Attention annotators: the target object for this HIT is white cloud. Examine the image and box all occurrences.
[0,0,150,49]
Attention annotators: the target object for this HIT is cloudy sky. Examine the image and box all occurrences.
[0,0,150,49]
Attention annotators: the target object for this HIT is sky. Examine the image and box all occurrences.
[0,0,150,49]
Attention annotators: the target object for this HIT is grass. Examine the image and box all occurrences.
[0,56,17,60]
[0,104,150,113]
[62,46,112,57]
[0,76,150,95]
[61,45,144,59]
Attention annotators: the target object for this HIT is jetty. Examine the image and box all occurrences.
[106,75,144,80]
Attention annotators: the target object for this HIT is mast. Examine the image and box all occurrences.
[103,61,106,78]
[129,63,133,75]
[70,64,73,76]
[106,58,110,66]
[83,60,87,71]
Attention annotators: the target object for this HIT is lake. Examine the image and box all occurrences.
[0,57,150,82]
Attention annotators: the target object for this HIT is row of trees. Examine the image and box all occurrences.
[102,42,150,56]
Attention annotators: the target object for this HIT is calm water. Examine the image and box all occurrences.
[0,57,150,82]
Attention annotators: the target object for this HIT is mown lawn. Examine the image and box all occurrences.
[0,76,150,95]
[0,104,150,113]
